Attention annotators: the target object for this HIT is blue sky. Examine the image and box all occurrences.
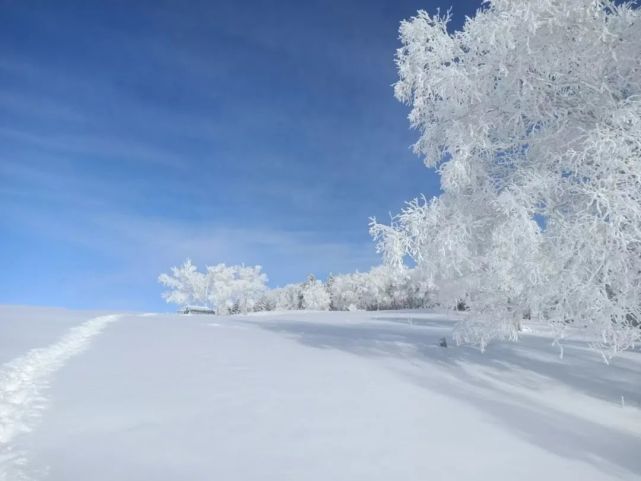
[0,0,481,311]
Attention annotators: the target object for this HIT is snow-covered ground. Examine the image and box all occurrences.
[0,307,639,480]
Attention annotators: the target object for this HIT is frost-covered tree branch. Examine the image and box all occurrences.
[371,0,641,358]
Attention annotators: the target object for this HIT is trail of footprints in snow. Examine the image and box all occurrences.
[0,314,120,480]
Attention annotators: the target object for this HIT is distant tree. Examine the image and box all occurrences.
[327,266,432,312]
[158,259,207,309]
[267,283,303,311]
[371,0,641,358]
[159,261,267,314]
[300,275,331,311]
[205,264,268,315]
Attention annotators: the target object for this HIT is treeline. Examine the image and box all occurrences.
[158,260,433,315]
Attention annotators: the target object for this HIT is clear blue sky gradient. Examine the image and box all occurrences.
[0,0,481,311]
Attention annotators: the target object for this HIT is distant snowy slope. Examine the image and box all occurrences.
[0,306,116,363]
[1,308,640,480]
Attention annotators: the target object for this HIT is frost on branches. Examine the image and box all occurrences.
[159,261,432,314]
[158,260,268,315]
[265,275,332,312]
[370,0,641,359]
[327,266,433,312]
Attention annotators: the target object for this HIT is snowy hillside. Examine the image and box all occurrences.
[0,306,640,480]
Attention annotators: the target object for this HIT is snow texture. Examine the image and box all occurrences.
[0,308,638,480]
[0,313,119,480]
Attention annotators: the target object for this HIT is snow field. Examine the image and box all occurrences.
[0,314,120,480]
[6,309,640,480]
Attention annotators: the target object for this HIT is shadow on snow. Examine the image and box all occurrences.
[247,313,641,477]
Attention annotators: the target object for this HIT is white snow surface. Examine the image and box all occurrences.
[0,307,639,480]
[0,310,120,480]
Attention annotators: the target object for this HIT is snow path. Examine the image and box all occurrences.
[0,314,120,480]
[0,306,114,364]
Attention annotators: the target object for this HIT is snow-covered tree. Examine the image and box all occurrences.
[158,259,208,308]
[267,283,304,311]
[371,0,641,358]
[205,264,269,315]
[327,266,433,311]
[300,275,331,311]
[159,261,268,314]
[263,275,331,311]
